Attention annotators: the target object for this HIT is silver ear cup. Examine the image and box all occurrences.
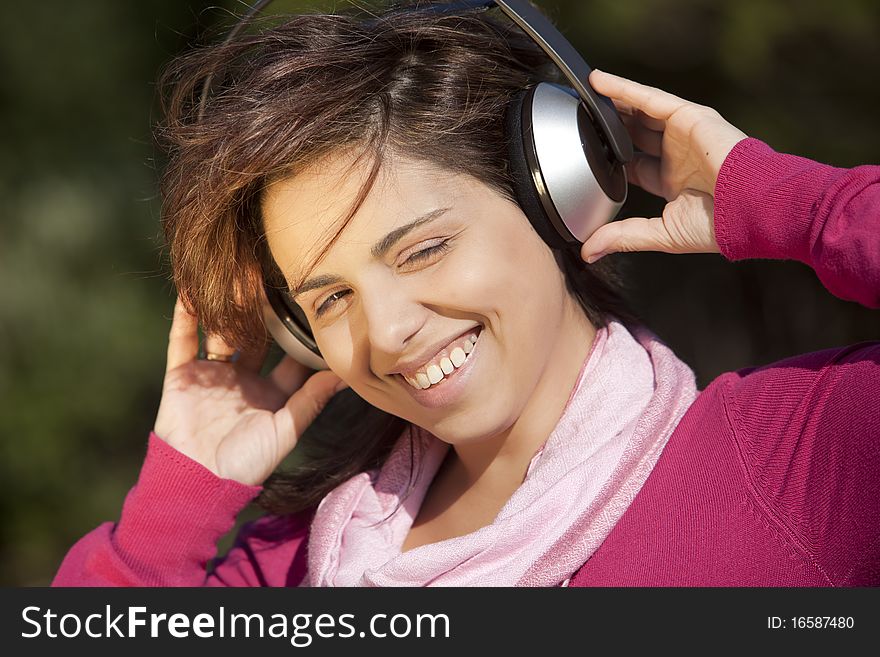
[525,82,627,242]
[262,287,328,370]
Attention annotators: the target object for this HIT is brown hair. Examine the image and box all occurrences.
[158,2,636,515]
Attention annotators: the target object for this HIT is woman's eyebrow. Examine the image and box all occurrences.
[290,206,451,299]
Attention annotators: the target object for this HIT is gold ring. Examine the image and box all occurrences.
[204,352,235,363]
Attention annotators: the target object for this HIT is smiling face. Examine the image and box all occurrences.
[262,148,595,447]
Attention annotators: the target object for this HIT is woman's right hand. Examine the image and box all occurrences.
[581,69,748,263]
[152,297,347,486]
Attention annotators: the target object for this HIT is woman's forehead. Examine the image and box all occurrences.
[260,150,479,283]
[262,151,467,250]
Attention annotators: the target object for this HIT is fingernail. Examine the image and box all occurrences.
[333,379,350,393]
[586,252,607,264]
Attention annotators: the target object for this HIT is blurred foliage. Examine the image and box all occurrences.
[1,0,877,586]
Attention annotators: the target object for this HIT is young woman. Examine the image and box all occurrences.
[53,5,879,586]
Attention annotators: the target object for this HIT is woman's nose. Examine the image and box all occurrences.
[359,285,425,356]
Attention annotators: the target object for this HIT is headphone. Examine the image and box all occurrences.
[201,0,633,370]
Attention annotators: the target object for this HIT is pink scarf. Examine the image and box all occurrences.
[303,320,698,586]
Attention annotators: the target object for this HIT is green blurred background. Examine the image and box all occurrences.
[1,0,878,586]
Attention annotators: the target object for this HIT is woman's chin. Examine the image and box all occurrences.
[413,404,517,447]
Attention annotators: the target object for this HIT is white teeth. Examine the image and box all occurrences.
[426,364,443,384]
[402,330,481,390]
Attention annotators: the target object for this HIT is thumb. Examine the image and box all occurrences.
[580,216,676,263]
[274,370,348,454]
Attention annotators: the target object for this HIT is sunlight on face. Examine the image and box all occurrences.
[262,149,592,445]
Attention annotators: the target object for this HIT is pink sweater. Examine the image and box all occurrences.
[53,139,880,587]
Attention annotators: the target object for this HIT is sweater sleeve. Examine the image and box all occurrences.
[723,342,880,585]
[51,432,311,587]
[714,137,880,308]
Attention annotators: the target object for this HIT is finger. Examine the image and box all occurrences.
[625,153,665,198]
[580,216,676,263]
[204,332,237,361]
[268,355,312,396]
[591,69,688,122]
[609,98,636,116]
[633,109,666,133]
[273,370,347,454]
[612,99,667,132]
[620,114,663,157]
[166,296,200,373]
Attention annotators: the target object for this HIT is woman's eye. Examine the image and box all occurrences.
[314,241,450,317]
[315,289,351,317]
[402,239,451,266]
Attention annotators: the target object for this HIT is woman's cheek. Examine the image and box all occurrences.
[434,243,514,308]
[464,266,508,311]
[316,322,356,376]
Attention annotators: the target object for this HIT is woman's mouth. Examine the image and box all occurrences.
[396,327,483,408]
[401,329,480,390]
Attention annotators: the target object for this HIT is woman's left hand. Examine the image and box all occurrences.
[580,70,748,263]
